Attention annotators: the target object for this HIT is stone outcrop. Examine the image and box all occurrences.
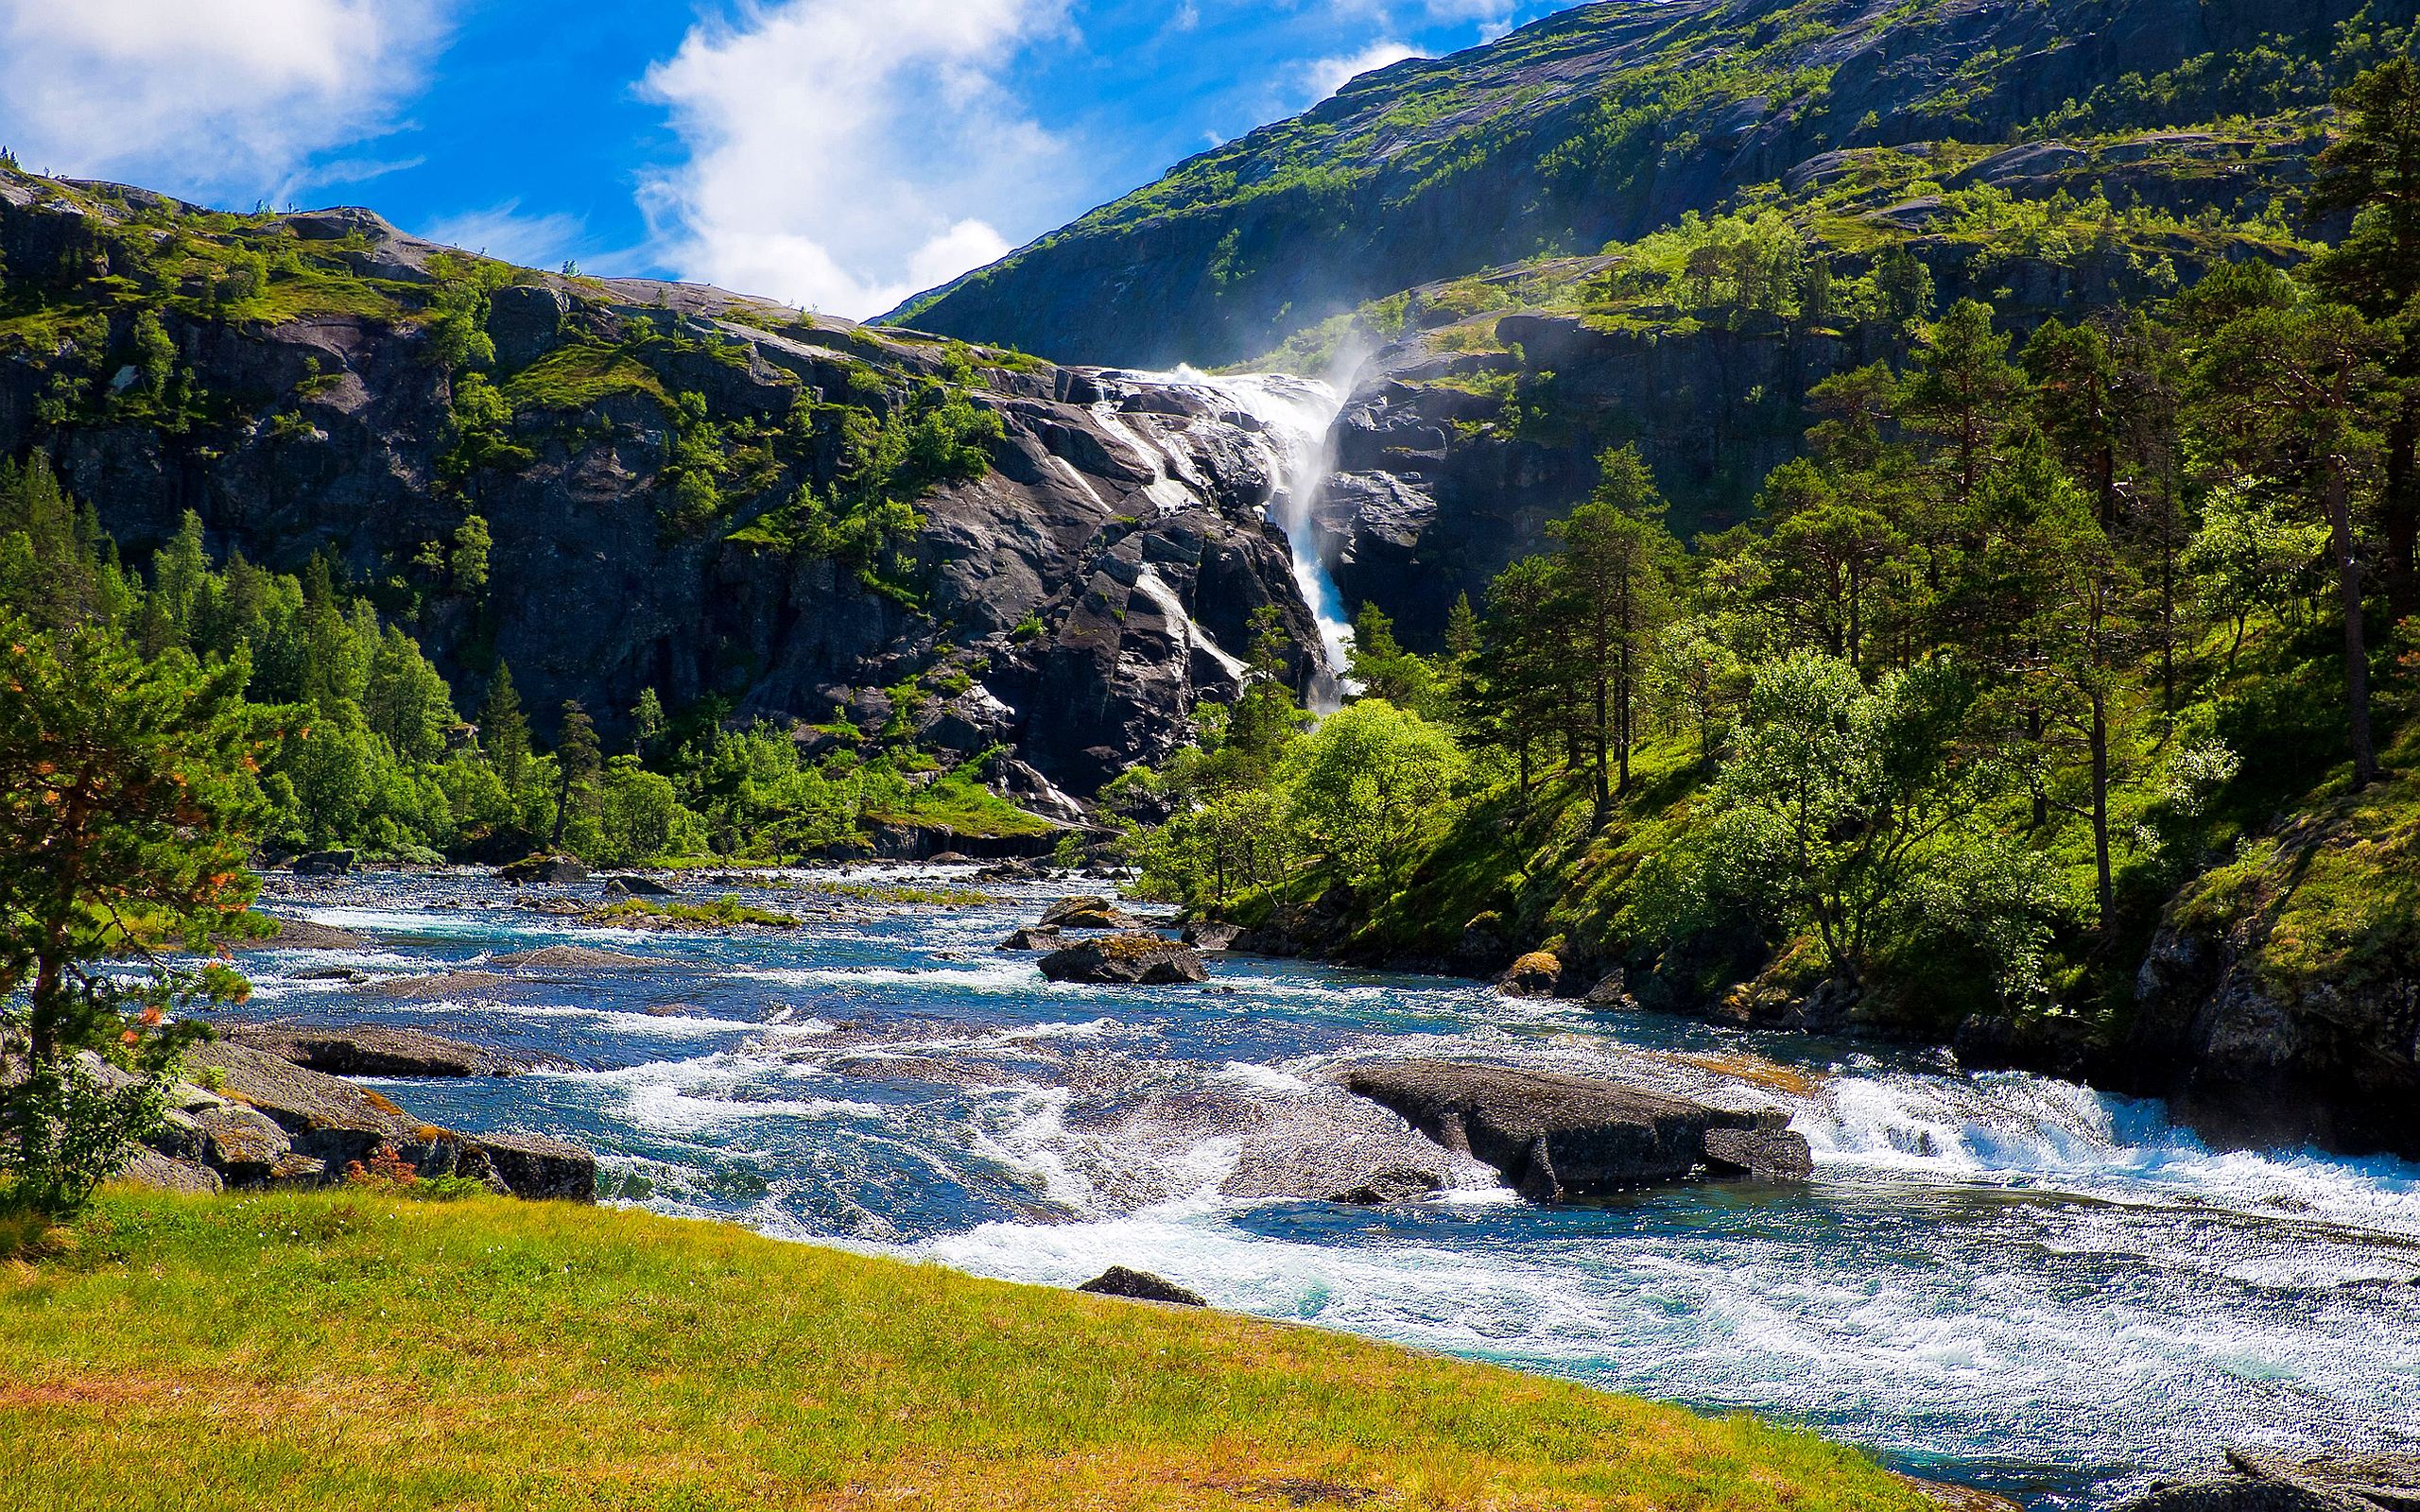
[1076,1266,1208,1308]
[1183,921,1242,952]
[1335,1059,1811,1199]
[2114,1451,2420,1512]
[157,1040,596,1200]
[1497,951,1563,999]
[2128,798,2420,1160]
[1038,936,1210,986]
[223,1022,527,1078]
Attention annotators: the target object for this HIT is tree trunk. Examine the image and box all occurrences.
[2386,397,2420,625]
[2326,456,2380,791]
[2090,688,2114,939]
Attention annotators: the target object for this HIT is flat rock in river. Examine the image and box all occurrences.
[223,1022,527,1078]
[2114,1450,2420,1512]
[233,918,369,952]
[1335,1058,1810,1198]
[368,970,516,1001]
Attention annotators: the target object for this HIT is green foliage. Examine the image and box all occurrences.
[0,619,262,1215]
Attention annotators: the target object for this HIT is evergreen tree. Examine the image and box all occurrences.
[552,700,603,846]
[480,662,530,791]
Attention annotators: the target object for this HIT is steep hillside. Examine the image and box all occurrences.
[0,170,1322,797]
[894,0,2410,369]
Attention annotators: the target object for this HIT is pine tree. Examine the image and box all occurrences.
[552,700,602,846]
[480,662,530,790]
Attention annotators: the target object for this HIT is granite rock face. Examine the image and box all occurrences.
[0,173,1323,800]
[1335,1058,1811,1198]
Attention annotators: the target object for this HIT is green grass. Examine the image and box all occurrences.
[0,1190,1938,1512]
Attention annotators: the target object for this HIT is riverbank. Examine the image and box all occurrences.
[1,1188,1938,1512]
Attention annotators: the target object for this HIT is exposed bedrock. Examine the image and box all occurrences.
[1334,1058,1811,1199]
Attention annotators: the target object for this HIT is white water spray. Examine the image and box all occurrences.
[1098,366,1355,712]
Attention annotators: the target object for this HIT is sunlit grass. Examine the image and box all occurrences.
[0,1190,1937,1512]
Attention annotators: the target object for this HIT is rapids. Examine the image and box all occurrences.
[239,869,2420,1508]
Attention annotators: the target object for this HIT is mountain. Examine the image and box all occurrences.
[891,0,2403,370]
[0,169,1324,799]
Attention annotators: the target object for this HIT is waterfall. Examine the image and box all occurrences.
[1099,366,1353,713]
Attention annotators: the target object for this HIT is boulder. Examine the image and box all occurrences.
[1335,1059,1804,1199]
[1076,1266,1207,1308]
[289,850,355,877]
[1039,936,1210,986]
[998,927,1063,952]
[1498,951,1563,998]
[223,1022,521,1078]
[1184,921,1243,952]
[497,853,591,885]
[927,851,975,865]
[2114,1451,2420,1512]
[1041,896,1141,931]
[460,1132,596,1202]
[186,1104,308,1188]
[977,860,1043,883]
[186,1040,409,1171]
[1582,971,1638,1010]
[117,1147,223,1195]
[604,874,679,898]
[1703,1125,1816,1181]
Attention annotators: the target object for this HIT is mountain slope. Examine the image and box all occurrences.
[0,170,1322,798]
[892,0,2411,369]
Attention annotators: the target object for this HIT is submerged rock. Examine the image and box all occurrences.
[1039,936,1209,986]
[1077,1266,1208,1308]
[1335,1058,1810,1199]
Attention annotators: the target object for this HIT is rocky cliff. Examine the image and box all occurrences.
[0,170,1323,797]
[893,0,2399,369]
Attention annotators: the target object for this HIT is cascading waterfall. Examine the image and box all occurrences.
[1101,366,1354,713]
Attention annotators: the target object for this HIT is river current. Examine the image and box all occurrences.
[240,868,2420,1509]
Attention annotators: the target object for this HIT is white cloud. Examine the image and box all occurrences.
[1304,41,1421,102]
[420,200,591,270]
[0,0,449,198]
[638,0,1070,320]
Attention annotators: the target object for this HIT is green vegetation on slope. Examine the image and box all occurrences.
[0,1190,1935,1512]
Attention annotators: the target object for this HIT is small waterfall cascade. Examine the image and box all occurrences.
[1098,366,1353,713]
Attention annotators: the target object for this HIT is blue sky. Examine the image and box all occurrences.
[0,0,1582,318]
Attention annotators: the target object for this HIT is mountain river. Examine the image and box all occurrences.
[231,868,2420,1509]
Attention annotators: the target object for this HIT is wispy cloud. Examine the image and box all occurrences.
[637,0,1071,319]
[1303,41,1422,102]
[420,200,595,270]
[0,0,451,199]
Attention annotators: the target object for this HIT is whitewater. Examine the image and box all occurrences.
[252,869,2420,1511]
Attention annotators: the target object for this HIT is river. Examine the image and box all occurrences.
[240,867,2420,1509]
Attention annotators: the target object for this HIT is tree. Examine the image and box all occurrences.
[1279,700,1465,890]
[1345,603,1445,718]
[1695,652,1988,985]
[552,700,602,847]
[1472,556,1566,803]
[631,687,666,760]
[2186,286,2384,789]
[449,514,492,595]
[1550,446,1681,821]
[1901,300,2027,521]
[0,623,259,1213]
[2309,55,2420,620]
[480,662,529,790]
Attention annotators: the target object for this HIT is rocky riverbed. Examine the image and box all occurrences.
[173,865,2420,1510]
